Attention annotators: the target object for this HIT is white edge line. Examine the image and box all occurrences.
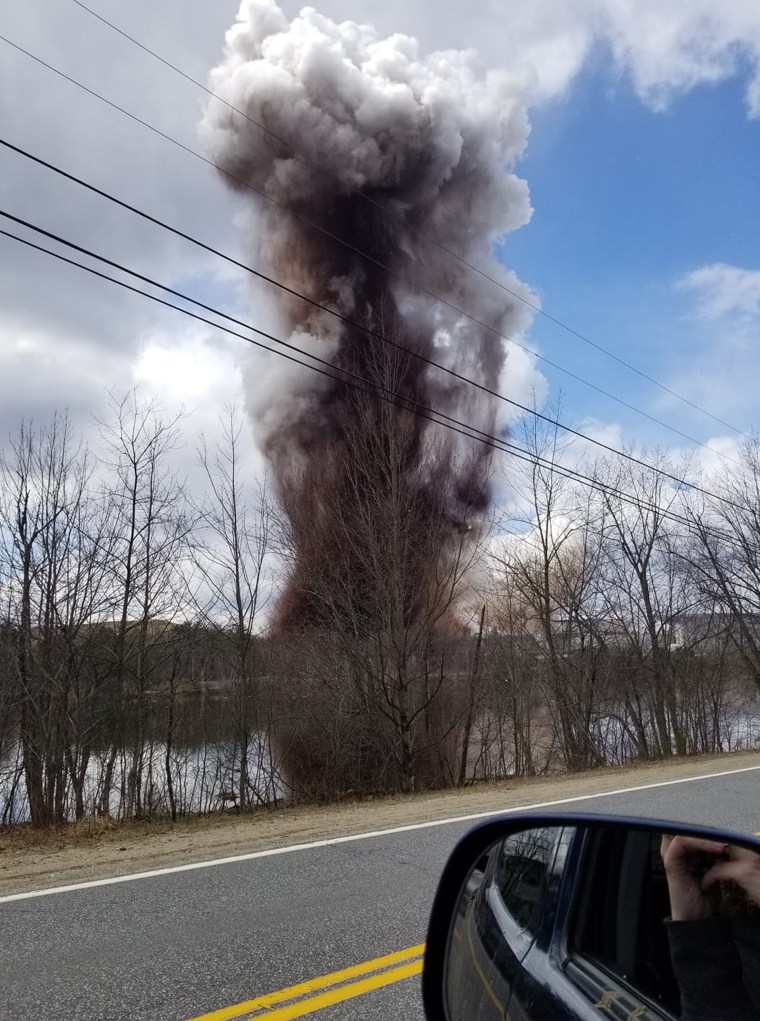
[2,762,759,905]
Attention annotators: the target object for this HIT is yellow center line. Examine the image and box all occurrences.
[186,943,425,1021]
[466,899,505,1015]
[242,960,423,1021]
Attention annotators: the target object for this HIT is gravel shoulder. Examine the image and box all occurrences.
[2,749,759,897]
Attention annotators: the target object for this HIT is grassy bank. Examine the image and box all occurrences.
[2,747,760,897]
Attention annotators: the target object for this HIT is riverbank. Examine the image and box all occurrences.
[2,748,759,896]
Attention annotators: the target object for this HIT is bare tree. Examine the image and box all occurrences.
[593,449,696,758]
[95,390,192,819]
[490,407,609,771]
[192,407,278,813]
[0,413,102,825]
[685,437,760,696]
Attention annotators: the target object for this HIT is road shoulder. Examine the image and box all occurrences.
[2,750,759,896]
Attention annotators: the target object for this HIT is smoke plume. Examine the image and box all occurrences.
[200,0,535,631]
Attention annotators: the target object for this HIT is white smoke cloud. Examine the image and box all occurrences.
[200,0,540,450]
[200,0,535,267]
[199,1,552,629]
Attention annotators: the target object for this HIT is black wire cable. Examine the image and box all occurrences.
[0,140,741,479]
[0,193,742,505]
[0,219,746,548]
[0,144,745,493]
[0,33,744,460]
[0,220,703,539]
[0,206,636,499]
[68,0,750,440]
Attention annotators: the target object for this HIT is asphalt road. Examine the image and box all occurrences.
[2,767,760,1021]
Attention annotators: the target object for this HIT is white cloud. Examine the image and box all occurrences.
[690,434,742,478]
[498,342,549,424]
[275,0,760,113]
[660,263,760,431]
[0,0,244,442]
[134,330,239,403]
[600,1,760,117]
[575,417,625,453]
[680,263,760,321]
[3,0,760,481]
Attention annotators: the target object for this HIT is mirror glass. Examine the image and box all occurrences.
[444,824,760,1021]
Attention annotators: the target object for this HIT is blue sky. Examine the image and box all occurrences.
[506,54,760,450]
[3,0,760,484]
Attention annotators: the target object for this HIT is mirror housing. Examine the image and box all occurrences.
[422,813,760,1021]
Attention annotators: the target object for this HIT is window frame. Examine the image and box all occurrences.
[557,827,678,1021]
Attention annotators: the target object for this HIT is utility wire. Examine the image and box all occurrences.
[0,137,743,485]
[0,217,746,546]
[68,0,749,440]
[0,222,705,539]
[0,33,743,462]
[0,141,742,482]
[0,203,742,510]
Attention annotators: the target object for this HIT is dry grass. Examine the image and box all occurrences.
[1,746,757,853]
[2,747,759,897]
[0,803,278,852]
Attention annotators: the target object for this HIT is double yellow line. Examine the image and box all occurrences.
[187,943,425,1021]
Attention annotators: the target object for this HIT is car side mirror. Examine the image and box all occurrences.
[422,813,760,1021]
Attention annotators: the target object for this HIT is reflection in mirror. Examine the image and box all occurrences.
[444,824,760,1021]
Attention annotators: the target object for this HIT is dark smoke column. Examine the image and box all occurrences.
[200,0,535,632]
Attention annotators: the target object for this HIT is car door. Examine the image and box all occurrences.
[507,826,679,1021]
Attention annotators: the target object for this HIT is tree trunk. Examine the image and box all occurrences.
[458,605,485,787]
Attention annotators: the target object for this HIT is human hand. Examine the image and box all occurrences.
[661,834,729,921]
[702,845,760,908]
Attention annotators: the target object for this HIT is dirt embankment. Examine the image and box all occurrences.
[2,749,759,897]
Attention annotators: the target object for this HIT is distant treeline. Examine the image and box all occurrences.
[2,392,760,827]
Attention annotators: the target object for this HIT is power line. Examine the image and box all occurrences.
[68,0,750,440]
[0,217,746,546]
[0,32,743,463]
[495,444,713,539]
[0,202,743,510]
[4,223,750,562]
[0,143,741,491]
[0,222,699,540]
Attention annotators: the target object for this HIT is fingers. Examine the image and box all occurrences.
[674,837,729,854]
[726,845,760,864]
[701,847,760,908]
[701,860,740,891]
[662,835,729,864]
